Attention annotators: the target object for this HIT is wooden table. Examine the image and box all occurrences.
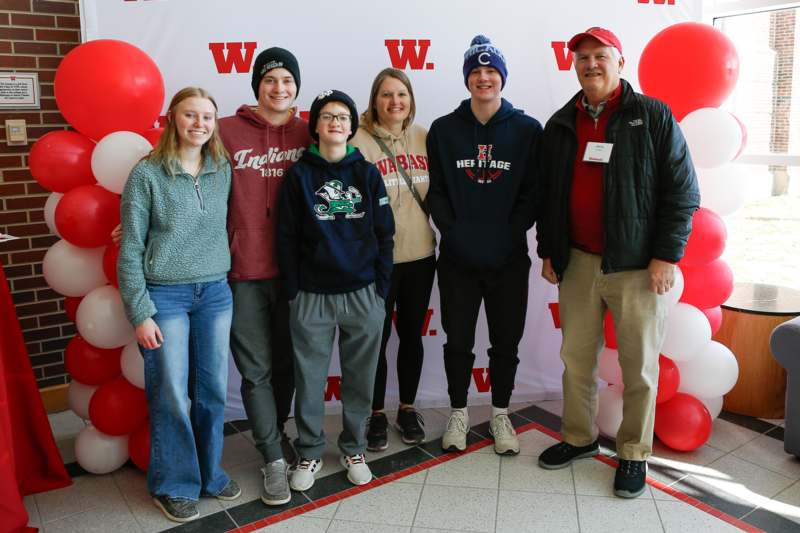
[715,282,800,418]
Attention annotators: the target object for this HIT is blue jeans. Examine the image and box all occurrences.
[142,279,233,500]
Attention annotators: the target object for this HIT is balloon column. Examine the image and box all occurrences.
[596,23,744,452]
[33,40,164,474]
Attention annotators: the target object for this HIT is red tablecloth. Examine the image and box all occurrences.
[0,264,71,532]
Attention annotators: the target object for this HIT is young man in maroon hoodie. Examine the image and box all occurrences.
[217,47,311,507]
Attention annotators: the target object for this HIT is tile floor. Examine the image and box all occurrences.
[25,399,800,532]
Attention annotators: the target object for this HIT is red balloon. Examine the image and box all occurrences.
[55,40,165,140]
[29,131,96,193]
[680,259,734,309]
[103,244,120,288]
[89,376,148,436]
[64,335,122,385]
[680,208,727,267]
[64,295,83,322]
[141,127,164,147]
[129,422,150,472]
[55,184,120,248]
[701,306,723,336]
[655,393,712,451]
[656,355,680,404]
[604,312,617,349]
[639,22,739,121]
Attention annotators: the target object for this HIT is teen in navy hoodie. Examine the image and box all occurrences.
[277,90,394,492]
[427,36,542,456]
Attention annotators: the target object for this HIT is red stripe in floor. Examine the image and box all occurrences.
[229,421,762,532]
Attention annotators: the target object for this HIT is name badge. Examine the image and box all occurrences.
[583,142,614,163]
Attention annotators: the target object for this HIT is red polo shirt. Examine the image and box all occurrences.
[569,84,622,254]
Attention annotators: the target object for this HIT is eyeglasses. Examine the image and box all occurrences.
[318,112,351,124]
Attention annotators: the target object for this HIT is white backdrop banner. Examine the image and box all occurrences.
[81,0,701,418]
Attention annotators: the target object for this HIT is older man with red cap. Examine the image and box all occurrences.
[535,28,699,498]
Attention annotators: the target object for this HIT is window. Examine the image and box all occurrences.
[712,4,800,290]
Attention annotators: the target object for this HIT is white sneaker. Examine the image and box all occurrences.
[442,410,469,452]
[289,458,323,491]
[489,414,520,455]
[340,454,373,485]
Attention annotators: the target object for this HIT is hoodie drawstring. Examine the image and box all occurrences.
[265,126,272,217]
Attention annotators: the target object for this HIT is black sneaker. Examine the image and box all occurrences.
[396,408,425,445]
[538,440,599,469]
[214,479,242,501]
[152,495,200,523]
[280,431,297,465]
[614,459,647,498]
[366,412,389,451]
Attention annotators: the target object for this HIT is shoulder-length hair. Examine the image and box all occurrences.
[149,86,228,175]
[360,68,417,134]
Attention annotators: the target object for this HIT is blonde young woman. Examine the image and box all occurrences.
[351,68,437,450]
[117,87,240,523]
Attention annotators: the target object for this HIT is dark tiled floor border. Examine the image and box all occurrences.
[719,411,783,440]
[59,409,787,480]
[156,404,796,533]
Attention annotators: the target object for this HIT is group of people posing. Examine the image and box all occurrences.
[116,27,699,523]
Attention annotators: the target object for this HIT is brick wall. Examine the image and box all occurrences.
[769,9,796,196]
[0,0,80,389]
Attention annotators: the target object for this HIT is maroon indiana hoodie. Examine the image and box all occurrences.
[218,105,311,281]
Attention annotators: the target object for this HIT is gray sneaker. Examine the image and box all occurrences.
[214,479,241,501]
[261,459,291,506]
[152,495,199,523]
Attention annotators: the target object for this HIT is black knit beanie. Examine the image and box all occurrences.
[308,89,359,141]
[250,47,301,99]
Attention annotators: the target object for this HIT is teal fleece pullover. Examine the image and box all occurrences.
[118,156,232,327]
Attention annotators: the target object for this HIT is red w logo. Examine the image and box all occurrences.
[472,368,491,393]
[392,308,437,336]
[385,39,434,70]
[324,376,341,401]
[638,0,675,4]
[208,42,258,74]
[551,42,573,71]
[548,302,561,329]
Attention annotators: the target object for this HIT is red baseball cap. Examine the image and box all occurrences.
[567,27,623,54]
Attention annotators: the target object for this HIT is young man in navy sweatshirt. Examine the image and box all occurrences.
[427,35,542,455]
[277,90,394,491]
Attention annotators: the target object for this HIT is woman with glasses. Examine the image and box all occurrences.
[277,89,394,491]
[117,87,240,523]
[351,68,436,451]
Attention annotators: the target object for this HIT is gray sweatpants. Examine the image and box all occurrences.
[289,284,385,459]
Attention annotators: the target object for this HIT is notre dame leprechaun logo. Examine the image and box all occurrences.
[313,180,365,220]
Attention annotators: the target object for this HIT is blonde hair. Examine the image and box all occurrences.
[360,68,417,133]
[149,87,228,175]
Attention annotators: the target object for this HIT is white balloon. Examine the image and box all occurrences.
[43,192,63,237]
[680,108,743,169]
[74,425,129,474]
[121,341,145,389]
[42,240,107,297]
[76,285,135,349]
[660,303,712,362]
[598,347,623,385]
[698,395,724,420]
[660,266,684,308]
[697,165,748,216]
[91,131,152,194]
[67,379,97,420]
[677,341,740,398]
[597,384,624,438]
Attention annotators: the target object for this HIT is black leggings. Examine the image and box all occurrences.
[372,255,436,411]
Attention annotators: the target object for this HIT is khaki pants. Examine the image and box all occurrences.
[559,249,668,461]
